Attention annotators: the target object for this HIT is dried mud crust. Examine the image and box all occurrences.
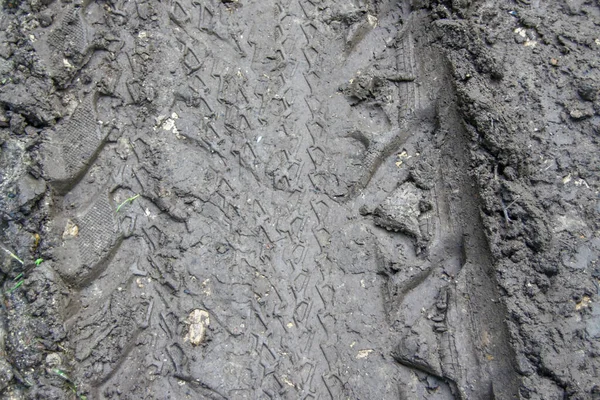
[0,0,598,399]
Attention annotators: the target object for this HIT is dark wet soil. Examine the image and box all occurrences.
[0,0,599,399]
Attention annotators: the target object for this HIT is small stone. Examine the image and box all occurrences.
[45,353,63,368]
[356,349,374,359]
[185,309,210,346]
[569,107,593,120]
[62,219,79,239]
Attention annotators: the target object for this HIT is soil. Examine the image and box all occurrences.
[0,0,598,399]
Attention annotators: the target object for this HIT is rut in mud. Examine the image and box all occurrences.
[0,0,599,399]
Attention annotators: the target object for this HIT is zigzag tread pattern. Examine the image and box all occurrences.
[39,1,439,399]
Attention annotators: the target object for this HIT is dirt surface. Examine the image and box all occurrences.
[0,0,599,398]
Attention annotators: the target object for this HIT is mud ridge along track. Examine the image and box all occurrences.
[0,0,599,399]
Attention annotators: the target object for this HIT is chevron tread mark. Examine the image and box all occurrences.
[21,0,522,399]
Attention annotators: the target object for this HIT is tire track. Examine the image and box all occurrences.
[35,1,515,398]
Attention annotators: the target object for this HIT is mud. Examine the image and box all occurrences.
[0,0,599,399]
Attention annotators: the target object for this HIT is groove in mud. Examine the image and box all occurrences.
[371,19,521,397]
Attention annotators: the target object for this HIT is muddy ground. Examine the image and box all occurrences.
[0,0,598,398]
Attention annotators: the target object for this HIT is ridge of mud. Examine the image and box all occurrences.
[431,1,600,398]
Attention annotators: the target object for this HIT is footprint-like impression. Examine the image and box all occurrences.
[34,5,96,86]
[49,188,133,287]
[41,94,109,193]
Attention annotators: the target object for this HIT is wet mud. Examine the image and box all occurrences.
[0,0,599,399]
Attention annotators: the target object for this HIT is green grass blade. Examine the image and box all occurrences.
[116,194,140,213]
[3,248,24,265]
[7,280,23,293]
